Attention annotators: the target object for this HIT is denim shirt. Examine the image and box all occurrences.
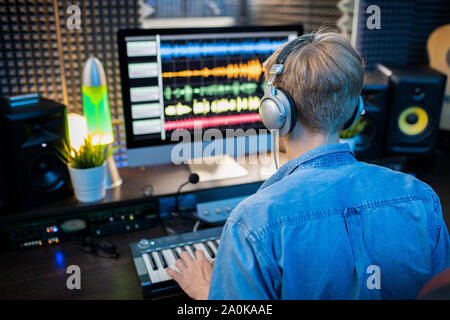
[208,143,450,299]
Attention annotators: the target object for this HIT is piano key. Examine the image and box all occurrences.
[207,241,217,255]
[212,240,219,249]
[163,249,176,267]
[184,245,195,259]
[157,251,168,269]
[149,252,158,270]
[152,252,170,281]
[203,241,215,258]
[189,244,197,256]
[175,247,183,257]
[142,253,161,283]
[193,243,212,262]
[162,249,180,276]
[171,248,180,260]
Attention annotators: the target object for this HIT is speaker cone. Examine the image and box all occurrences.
[397,106,429,136]
[27,151,65,190]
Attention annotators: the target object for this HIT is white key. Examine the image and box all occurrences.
[194,243,212,263]
[207,241,217,256]
[175,247,183,257]
[142,253,161,283]
[163,249,180,275]
[184,245,196,259]
[151,251,170,281]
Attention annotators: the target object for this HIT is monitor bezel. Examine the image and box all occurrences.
[117,24,304,150]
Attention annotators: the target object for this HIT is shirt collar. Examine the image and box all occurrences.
[259,143,355,191]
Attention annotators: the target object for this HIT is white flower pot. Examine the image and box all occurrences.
[68,162,107,203]
[339,137,357,151]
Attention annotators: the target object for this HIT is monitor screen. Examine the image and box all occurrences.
[118,25,302,150]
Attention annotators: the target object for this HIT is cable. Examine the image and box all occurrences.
[273,144,279,170]
[193,220,201,232]
[273,131,279,170]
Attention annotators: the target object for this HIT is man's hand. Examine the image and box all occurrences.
[166,250,214,300]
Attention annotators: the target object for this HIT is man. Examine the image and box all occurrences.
[166,30,450,299]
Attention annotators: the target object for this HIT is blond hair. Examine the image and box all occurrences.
[263,30,365,133]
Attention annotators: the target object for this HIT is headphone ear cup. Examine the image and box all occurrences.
[260,86,286,133]
[342,95,365,130]
[274,89,296,137]
[259,87,295,137]
[282,90,297,134]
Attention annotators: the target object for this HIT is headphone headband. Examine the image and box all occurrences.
[276,34,316,65]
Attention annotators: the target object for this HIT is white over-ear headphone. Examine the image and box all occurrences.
[259,34,365,137]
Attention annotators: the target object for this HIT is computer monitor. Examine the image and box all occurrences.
[117,25,302,168]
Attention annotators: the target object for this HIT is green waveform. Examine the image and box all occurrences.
[165,96,261,116]
[163,81,259,101]
[261,81,266,91]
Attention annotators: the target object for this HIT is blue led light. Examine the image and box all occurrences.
[55,251,65,268]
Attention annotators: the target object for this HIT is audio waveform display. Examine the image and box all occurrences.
[163,81,258,101]
[161,59,263,80]
[165,96,261,116]
[164,113,262,131]
[160,40,286,59]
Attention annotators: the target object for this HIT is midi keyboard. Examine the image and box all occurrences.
[130,226,222,298]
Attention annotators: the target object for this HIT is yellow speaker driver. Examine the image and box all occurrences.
[398,106,429,136]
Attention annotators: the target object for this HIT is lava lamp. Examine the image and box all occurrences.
[82,56,122,189]
[82,56,114,145]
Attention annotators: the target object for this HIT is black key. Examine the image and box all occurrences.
[171,248,180,260]
[181,246,187,252]
[212,240,219,249]
[189,244,197,256]
[157,251,168,268]
[203,242,215,259]
[149,253,158,271]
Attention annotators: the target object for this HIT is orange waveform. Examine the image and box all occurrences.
[161,59,263,80]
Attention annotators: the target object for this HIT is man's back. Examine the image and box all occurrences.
[208,144,450,299]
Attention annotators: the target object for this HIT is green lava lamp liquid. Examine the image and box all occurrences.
[82,84,114,145]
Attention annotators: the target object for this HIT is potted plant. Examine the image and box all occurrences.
[57,135,116,203]
[339,117,368,151]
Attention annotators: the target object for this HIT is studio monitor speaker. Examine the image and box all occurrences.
[0,98,72,210]
[378,65,447,154]
[355,72,389,160]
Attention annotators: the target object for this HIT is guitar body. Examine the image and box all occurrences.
[427,24,450,130]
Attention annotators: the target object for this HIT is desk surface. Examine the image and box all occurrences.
[0,224,183,300]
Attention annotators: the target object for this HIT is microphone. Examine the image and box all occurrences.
[173,173,200,215]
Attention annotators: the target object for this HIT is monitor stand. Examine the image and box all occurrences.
[188,154,248,182]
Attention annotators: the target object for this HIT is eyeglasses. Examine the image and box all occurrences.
[77,237,119,259]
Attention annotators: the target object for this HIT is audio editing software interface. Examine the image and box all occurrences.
[121,29,298,146]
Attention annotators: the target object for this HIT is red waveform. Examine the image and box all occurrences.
[164,113,262,131]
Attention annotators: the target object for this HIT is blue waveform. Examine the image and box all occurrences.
[160,39,287,59]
